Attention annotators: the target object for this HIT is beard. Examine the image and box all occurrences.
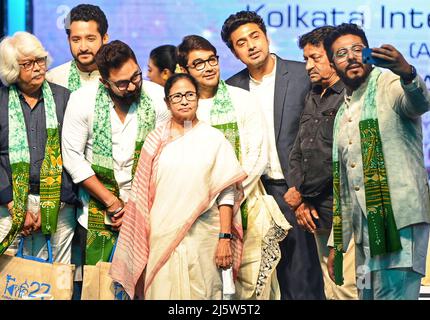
[108,83,142,107]
[336,61,372,91]
[73,52,96,67]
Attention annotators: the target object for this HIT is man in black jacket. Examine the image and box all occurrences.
[221,11,324,300]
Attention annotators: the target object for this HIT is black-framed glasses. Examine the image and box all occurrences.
[107,71,143,91]
[187,55,219,71]
[333,44,365,62]
[168,91,197,104]
[19,57,47,71]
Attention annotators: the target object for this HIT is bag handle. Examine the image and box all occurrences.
[108,240,118,263]
[16,235,53,264]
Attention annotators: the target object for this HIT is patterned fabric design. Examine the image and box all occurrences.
[67,60,82,92]
[211,81,248,230]
[255,221,288,298]
[332,69,402,285]
[86,84,156,265]
[0,82,61,255]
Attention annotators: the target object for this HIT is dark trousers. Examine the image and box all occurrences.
[262,177,325,300]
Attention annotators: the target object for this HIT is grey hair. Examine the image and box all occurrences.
[0,31,52,86]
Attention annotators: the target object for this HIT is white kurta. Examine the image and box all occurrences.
[62,80,170,229]
[47,60,101,89]
[196,84,268,198]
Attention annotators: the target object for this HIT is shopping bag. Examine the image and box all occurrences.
[81,242,129,300]
[0,236,75,300]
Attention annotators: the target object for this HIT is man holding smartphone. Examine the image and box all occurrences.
[324,23,430,300]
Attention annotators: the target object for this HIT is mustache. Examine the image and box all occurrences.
[32,72,45,79]
[345,62,363,71]
[78,52,94,57]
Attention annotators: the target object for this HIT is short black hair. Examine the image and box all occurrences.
[65,4,108,37]
[221,11,267,51]
[323,23,369,63]
[164,73,200,99]
[176,35,217,69]
[298,26,336,49]
[95,40,138,80]
[150,45,177,73]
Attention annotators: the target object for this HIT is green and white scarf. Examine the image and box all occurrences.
[86,84,156,265]
[67,60,82,92]
[332,69,402,285]
[210,80,248,230]
[0,81,62,255]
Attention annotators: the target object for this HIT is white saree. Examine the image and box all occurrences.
[110,121,247,299]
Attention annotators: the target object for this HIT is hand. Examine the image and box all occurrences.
[111,207,126,232]
[106,197,123,212]
[295,202,319,233]
[327,247,336,283]
[215,239,233,270]
[32,210,42,232]
[7,201,14,212]
[284,187,303,211]
[21,211,36,237]
[371,44,412,78]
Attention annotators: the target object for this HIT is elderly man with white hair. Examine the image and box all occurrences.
[0,32,79,264]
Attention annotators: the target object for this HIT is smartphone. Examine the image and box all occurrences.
[362,48,390,66]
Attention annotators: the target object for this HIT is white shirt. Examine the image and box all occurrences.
[196,84,268,199]
[47,60,101,89]
[249,55,284,180]
[62,80,170,228]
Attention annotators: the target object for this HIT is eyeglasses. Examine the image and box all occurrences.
[168,91,197,104]
[19,57,47,71]
[187,56,219,71]
[333,44,365,62]
[107,71,143,91]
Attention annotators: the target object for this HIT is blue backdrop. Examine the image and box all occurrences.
[31,0,430,172]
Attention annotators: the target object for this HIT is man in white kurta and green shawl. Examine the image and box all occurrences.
[324,23,430,300]
[47,4,109,91]
[62,41,169,274]
[177,35,291,299]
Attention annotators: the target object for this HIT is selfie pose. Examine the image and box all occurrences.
[325,23,430,300]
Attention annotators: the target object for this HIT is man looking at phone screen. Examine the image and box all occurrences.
[324,23,430,300]
[285,26,358,300]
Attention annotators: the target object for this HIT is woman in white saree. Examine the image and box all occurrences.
[110,73,247,299]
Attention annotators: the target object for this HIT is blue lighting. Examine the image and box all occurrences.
[7,0,26,35]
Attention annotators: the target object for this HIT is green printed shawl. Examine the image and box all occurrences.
[0,82,62,255]
[67,60,82,92]
[86,84,156,265]
[210,80,248,230]
[332,69,402,285]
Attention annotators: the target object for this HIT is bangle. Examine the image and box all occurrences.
[106,198,125,216]
[219,233,233,239]
[105,197,117,209]
[107,206,123,216]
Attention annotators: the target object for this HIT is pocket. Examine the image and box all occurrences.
[319,111,337,142]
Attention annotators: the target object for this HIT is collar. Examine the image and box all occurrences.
[73,61,100,79]
[249,53,277,84]
[311,79,345,96]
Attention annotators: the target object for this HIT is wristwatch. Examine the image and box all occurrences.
[402,64,417,83]
[219,233,233,239]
